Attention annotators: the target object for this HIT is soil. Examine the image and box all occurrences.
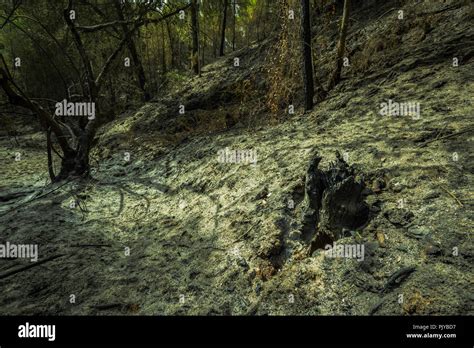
[0,0,472,315]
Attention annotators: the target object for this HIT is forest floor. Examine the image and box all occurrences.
[0,0,473,315]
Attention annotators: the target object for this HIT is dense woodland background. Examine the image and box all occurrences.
[0,0,358,181]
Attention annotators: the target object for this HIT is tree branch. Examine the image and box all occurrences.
[76,4,191,33]
[0,0,22,29]
[0,60,74,156]
[64,0,97,101]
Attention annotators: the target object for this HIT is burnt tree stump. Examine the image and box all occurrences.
[301,152,369,254]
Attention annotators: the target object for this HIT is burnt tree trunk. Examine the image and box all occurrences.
[166,19,175,69]
[301,152,369,254]
[190,0,200,75]
[161,21,167,74]
[0,64,81,180]
[232,0,236,51]
[219,0,228,56]
[328,0,350,90]
[300,0,315,111]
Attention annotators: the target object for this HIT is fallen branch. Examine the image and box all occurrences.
[439,184,464,207]
[417,127,474,147]
[69,244,112,248]
[419,4,462,16]
[0,189,36,203]
[382,266,416,293]
[368,298,385,315]
[0,179,72,218]
[0,254,65,280]
[224,222,259,247]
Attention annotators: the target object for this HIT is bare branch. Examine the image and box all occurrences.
[0,0,22,29]
[94,20,141,91]
[76,4,191,33]
[0,58,74,156]
[64,0,97,100]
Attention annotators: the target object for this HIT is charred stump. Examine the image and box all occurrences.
[301,152,369,254]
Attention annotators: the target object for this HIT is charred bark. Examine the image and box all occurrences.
[300,0,315,111]
[190,0,200,75]
[219,0,228,56]
[328,0,351,90]
[301,152,370,254]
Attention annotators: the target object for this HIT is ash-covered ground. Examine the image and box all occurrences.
[0,0,472,315]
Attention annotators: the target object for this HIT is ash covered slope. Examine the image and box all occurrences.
[0,0,472,315]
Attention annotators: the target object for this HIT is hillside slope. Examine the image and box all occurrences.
[0,0,472,315]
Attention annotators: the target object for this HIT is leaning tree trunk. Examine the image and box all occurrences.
[219,0,228,56]
[232,0,236,51]
[166,20,175,69]
[161,21,167,74]
[300,0,315,111]
[0,63,81,180]
[190,0,200,75]
[328,0,350,90]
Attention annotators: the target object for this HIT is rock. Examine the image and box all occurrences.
[431,79,447,89]
[376,231,386,247]
[237,258,249,271]
[359,241,379,273]
[424,244,442,256]
[255,187,269,200]
[423,190,440,200]
[289,230,302,240]
[110,165,126,177]
[384,208,414,227]
[370,205,381,213]
[257,233,283,258]
[407,226,430,239]
[396,245,409,252]
[389,179,405,193]
[254,282,262,295]
[371,178,385,193]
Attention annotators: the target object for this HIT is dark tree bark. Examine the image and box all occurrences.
[46,128,56,182]
[300,0,314,111]
[190,0,200,74]
[113,0,150,101]
[161,21,167,74]
[328,0,350,90]
[165,19,175,69]
[219,0,228,56]
[0,63,78,180]
[232,0,236,51]
[201,36,205,68]
[302,152,369,255]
